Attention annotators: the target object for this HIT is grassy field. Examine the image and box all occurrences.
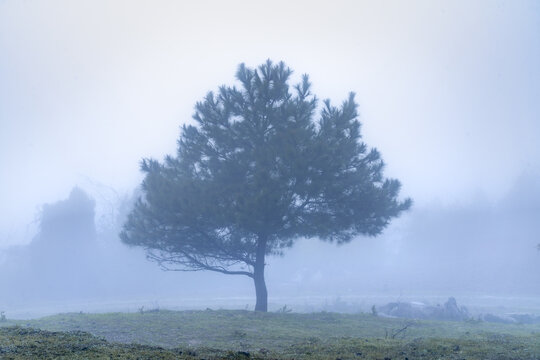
[1,309,540,359]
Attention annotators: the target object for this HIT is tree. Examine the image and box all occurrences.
[29,187,98,298]
[121,60,411,311]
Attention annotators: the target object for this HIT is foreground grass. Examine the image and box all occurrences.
[1,310,540,359]
[0,326,191,359]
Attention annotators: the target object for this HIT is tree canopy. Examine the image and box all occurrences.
[121,60,411,311]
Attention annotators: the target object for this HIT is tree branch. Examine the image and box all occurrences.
[147,250,253,278]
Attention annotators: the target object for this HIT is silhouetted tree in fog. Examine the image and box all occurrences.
[121,60,411,311]
[29,187,98,298]
[37,187,96,247]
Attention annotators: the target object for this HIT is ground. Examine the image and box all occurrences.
[1,310,540,359]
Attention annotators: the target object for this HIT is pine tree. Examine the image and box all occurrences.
[121,60,411,311]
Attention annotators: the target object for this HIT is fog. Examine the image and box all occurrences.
[1,1,539,318]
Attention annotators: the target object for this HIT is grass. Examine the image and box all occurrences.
[1,309,540,359]
[0,326,191,359]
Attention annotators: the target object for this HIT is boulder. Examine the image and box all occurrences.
[378,297,470,321]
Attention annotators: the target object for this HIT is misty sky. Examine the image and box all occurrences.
[1,0,539,248]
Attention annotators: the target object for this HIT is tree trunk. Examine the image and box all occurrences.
[253,236,267,312]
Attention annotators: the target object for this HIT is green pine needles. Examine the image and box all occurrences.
[120,60,411,311]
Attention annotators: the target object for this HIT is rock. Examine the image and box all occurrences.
[481,313,517,324]
[378,302,429,319]
[378,297,470,321]
[506,313,540,324]
[438,297,469,321]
